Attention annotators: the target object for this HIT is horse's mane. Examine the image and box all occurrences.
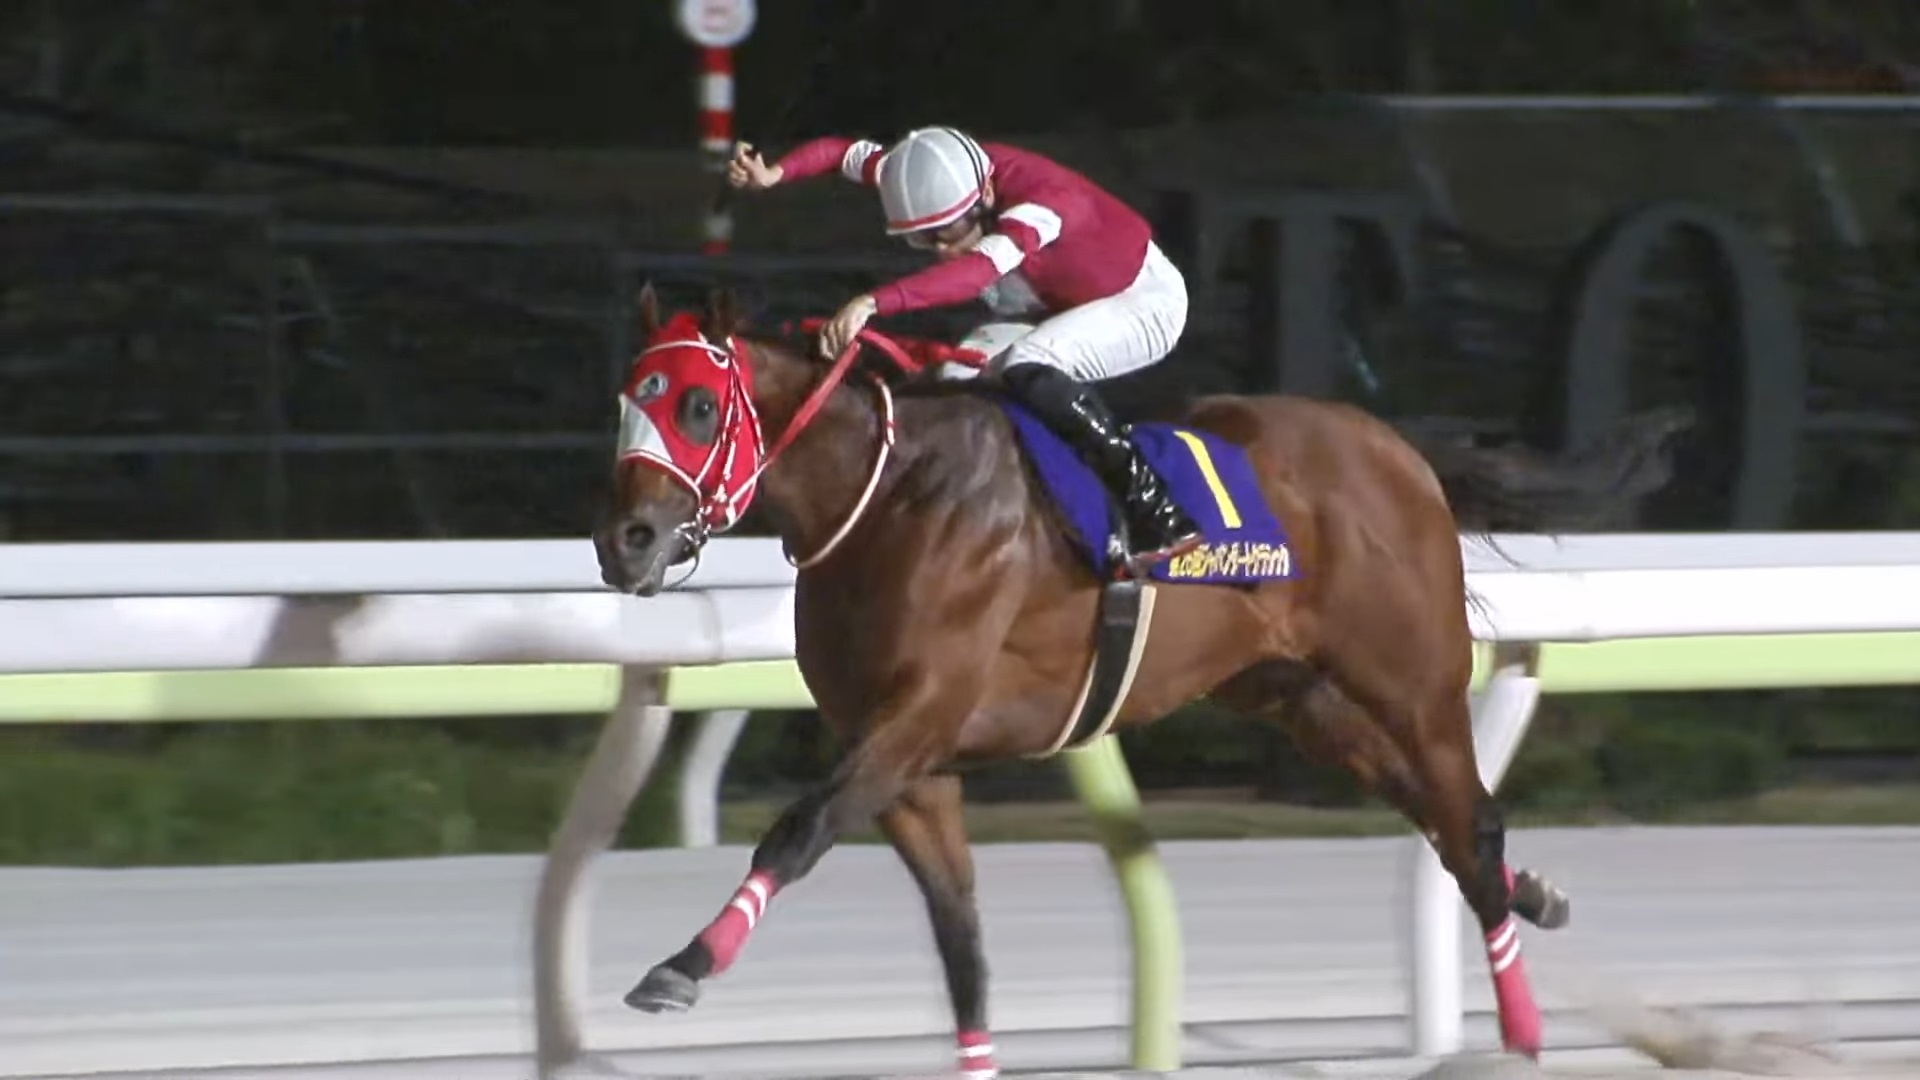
[749,327,1097,562]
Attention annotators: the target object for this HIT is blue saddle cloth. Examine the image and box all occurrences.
[995,398,1300,586]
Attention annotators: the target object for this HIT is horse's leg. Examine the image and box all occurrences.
[1215,659,1553,1058]
[623,704,952,1014]
[875,773,999,1080]
[1397,686,1550,1058]
[1320,653,1554,1059]
[1230,668,1568,929]
[1212,661,1435,844]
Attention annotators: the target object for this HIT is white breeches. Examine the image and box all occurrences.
[941,240,1189,383]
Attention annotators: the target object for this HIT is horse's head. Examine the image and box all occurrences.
[594,283,953,593]
[593,283,762,596]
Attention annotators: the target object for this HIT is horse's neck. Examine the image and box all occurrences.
[748,349,1027,558]
[748,344,888,554]
[873,389,1039,526]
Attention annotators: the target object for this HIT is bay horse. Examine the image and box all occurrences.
[591,283,1689,1075]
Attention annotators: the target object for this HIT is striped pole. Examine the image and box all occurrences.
[699,46,734,254]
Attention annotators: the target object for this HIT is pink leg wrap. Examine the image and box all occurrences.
[1485,913,1543,1058]
[694,869,779,977]
[957,1028,998,1079]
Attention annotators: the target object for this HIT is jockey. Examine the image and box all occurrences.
[725,126,1203,571]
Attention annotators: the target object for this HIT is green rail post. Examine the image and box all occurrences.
[1060,733,1183,1071]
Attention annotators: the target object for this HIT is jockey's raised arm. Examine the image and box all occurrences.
[773,136,884,186]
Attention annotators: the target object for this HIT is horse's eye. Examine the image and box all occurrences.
[676,387,721,444]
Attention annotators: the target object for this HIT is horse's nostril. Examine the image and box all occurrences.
[621,522,656,552]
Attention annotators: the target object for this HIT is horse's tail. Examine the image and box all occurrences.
[1415,406,1695,535]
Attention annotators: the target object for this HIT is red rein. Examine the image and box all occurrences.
[663,321,986,548]
[765,320,984,462]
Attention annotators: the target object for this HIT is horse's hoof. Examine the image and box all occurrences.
[623,964,700,1013]
[1511,869,1571,931]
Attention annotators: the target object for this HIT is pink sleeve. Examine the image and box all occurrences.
[869,202,1068,317]
[869,253,1002,316]
[773,136,883,185]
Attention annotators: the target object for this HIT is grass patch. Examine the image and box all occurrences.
[0,724,580,866]
[4,723,1919,868]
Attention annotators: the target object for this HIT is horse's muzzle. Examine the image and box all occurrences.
[594,515,689,597]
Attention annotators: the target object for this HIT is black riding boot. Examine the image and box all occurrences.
[1002,363,1202,571]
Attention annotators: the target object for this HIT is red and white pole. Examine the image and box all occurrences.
[698,45,734,254]
[675,0,756,255]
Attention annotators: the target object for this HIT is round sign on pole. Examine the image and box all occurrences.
[675,0,756,49]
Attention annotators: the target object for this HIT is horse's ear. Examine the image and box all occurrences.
[635,281,662,341]
[702,285,745,340]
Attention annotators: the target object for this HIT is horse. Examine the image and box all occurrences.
[590,282,1690,1077]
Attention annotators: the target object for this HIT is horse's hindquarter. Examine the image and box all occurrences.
[1184,394,1476,680]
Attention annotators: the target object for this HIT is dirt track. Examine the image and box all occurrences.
[1008,1050,1920,1079]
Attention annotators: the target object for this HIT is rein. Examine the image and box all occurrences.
[767,321,952,568]
[707,321,975,571]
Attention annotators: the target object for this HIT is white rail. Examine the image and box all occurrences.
[4,531,1917,1067]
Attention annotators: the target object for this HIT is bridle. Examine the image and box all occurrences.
[615,332,762,578]
[618,322,941,581]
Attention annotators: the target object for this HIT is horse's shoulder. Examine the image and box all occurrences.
[884,383,1032,507]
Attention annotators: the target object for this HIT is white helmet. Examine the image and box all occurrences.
[876,127,992,235]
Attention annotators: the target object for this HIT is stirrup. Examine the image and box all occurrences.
[1115,518,1202,579]
[1131,529,1202,564]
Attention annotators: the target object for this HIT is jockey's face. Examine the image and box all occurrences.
[904,182,996,260]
